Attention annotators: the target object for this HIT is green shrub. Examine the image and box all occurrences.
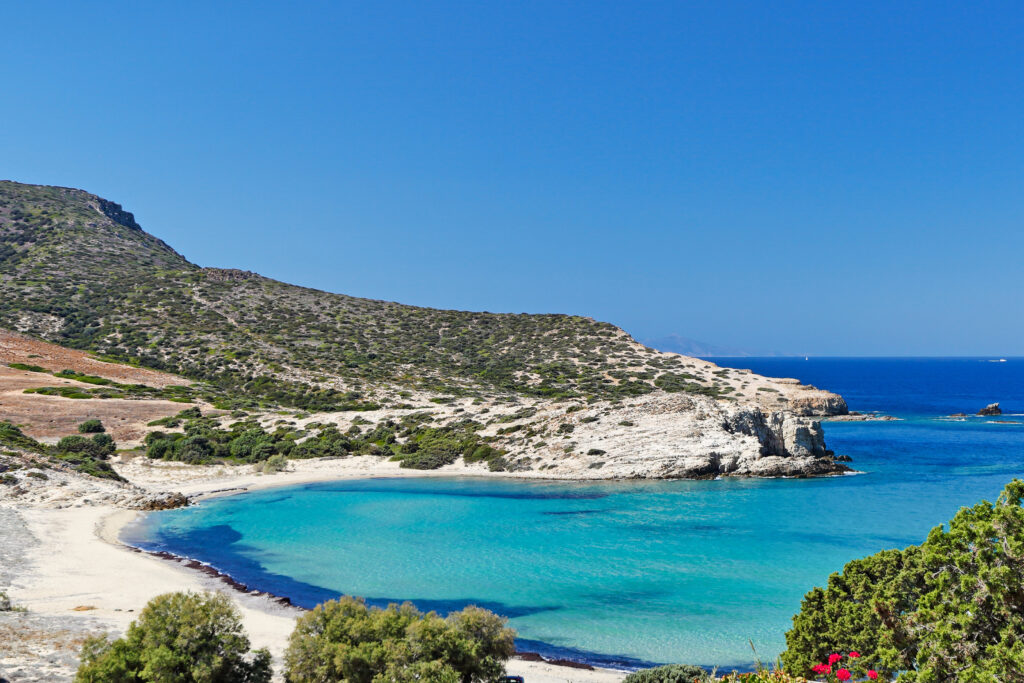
[399,450,458,470]
[8,362,46,372]
[55,370,112,385]
[623,664,710,682]
[90,433,115,456]
[0,421,44,452]
[176,435,215,464]
[783,479,1024,681]
[57,435,112,460]
[716,672,804,682]
[75,591,271,682]
[283,596,515,683]
[229,429,277,462]
[78,419,105,433]
[261,454,288,473]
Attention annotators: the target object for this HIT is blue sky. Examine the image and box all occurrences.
[2,1,1022,355]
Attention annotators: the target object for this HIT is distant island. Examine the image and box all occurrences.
[640,334,756,358]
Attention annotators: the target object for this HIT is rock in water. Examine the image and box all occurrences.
[978,403,1002,416]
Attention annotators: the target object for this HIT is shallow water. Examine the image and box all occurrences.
[123,358,1024,669]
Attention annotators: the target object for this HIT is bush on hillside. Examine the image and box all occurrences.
[75,591,271,683]
[283,596,516,683]
[57,434,115,459]
[783,479,1024,681]
[78,419,105,433]
[623,663,710,682]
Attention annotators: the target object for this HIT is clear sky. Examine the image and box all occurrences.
[2,2,1022,355]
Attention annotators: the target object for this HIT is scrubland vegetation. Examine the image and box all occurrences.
[0,181,737,409]
[141,408,510,471]
[1,419,122,480]
[75,592,272,682]
[74,592,515,683]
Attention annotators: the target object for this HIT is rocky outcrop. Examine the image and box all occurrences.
[96,198,142,231]
[488,391,851,480]
[788,393,849,417]
[135,492,189,511]
[978,403,1002,416]
[202,267,260,282]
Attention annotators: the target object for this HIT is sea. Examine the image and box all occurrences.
[121,357,1024,670]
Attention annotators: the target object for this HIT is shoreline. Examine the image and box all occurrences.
[119,540,649,674]
[5,459,632,682]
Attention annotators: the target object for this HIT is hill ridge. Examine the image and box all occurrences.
[0,179,845,415]
[1,179,853,480]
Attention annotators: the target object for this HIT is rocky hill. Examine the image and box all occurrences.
[0,180,849,479]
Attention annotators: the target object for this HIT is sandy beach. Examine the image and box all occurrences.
[2,456,629,682]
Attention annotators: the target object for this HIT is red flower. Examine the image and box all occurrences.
[811,663,829,674]
[867,671,879,680]
[829,653,843,665]
[848,651,861,658]
[836,669,852,681]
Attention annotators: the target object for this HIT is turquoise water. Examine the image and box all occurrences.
[123,358,1024,669]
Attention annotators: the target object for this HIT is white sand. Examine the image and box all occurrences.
[7,462,629,682]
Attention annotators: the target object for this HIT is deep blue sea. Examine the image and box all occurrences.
[122,358,1024,670]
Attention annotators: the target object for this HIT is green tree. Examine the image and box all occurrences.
[75,591,271,683]
[783,479,1024,681]
[782,546,924,678]
[229,429,276,462]
[283,597,516,683]
[896,480,1024,681]
[176,435,214,463]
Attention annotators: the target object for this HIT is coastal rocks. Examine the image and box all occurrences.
[788,393,849,417]
[780,416,827,458]
[825,412,900,422]
[135,492,189,511]
[513,392,851,480]
[978,403,1002,416]
[725,409,827,458]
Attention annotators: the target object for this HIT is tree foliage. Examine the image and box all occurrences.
[623,663,710,682]
[75,591,271,683]
[283,596,516,683]
[783,479,1024,681]
[78,419,106,433]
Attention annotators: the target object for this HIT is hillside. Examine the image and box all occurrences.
[0,180,842,412]
[0,180,852,481]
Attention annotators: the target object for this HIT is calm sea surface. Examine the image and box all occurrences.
[123,358,1024,669]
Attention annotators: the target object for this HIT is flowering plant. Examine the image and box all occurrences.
[808,651,879,681]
